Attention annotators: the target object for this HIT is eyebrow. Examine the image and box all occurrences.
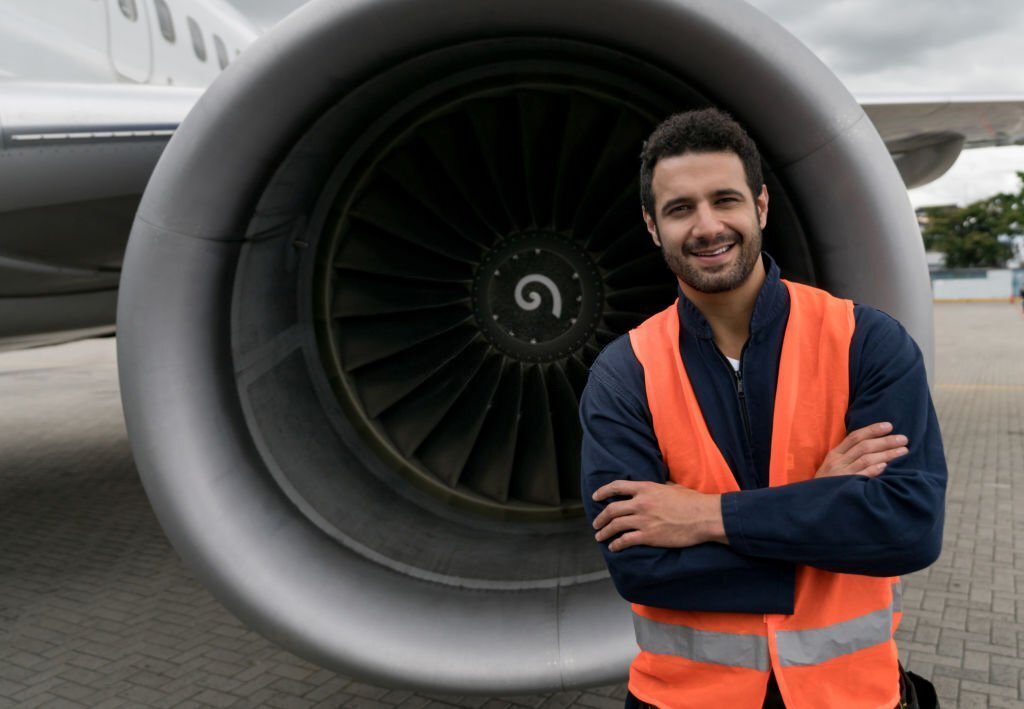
[659,188,747,217]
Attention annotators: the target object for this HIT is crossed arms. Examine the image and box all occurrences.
[579,310,947,613]
[591,421,908,551]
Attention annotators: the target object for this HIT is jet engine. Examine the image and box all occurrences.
[116,0,932,693]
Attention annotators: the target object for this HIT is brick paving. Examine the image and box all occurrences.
[1,301,1023,708]
[895,302,1024,709]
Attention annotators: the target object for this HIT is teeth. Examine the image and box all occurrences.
[695,245,731,257]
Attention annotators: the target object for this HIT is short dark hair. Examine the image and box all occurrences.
[640,108,764,217]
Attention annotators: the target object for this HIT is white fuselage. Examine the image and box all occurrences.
[0,0,260,349]
[0,0,259,86]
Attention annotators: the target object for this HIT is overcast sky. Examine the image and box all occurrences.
[744,0,1024,207]
[228,0,1024,207]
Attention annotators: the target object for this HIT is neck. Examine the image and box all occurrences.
[678,257,766,359]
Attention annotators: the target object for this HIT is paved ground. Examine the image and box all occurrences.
[1,301,1023,708]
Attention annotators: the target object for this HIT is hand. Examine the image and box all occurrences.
[591,480,726,552]
[815,422,909,479]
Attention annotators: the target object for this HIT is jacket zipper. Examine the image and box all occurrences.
[734,365,753,447]
[718,345,754,449]
[715,344,757,489]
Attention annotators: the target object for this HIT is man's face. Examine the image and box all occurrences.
[643,151,768,294]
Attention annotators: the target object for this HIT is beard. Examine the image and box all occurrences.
[658,227,762,294]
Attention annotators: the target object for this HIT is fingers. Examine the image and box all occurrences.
[858,462,890,479]
[594,515,639,543]
[592,498,636,530]
[841,435,909,474]
[851,445,909,474]
[834,421,893,454]
[590,480,656,550]
[608,530,644,553]
[592,479,643,502]
[593,516,648,552]
[592,480,658,530]
[817,424,911,479]
[602,528,643,549]
[843,433,909,462]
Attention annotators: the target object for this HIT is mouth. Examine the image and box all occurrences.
[689,241,737,263]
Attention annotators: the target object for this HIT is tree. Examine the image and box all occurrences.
[919,172,1023,268]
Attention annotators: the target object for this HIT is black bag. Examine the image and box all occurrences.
[901,666,940,709]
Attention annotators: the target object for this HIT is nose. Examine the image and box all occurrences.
[691,202,724,238]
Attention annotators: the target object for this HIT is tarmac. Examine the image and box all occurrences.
[1,300,1023,708]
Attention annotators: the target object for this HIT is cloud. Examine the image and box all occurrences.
[747,0,1024,93]
[909,146,1024,207]
[224,0,1024,207]
[746,0,1024,206]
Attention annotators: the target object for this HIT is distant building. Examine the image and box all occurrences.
[925,251,946,270]
[930,268,1014,301]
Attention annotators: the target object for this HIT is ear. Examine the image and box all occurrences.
[755,185,769,229]
[643,208,661,247]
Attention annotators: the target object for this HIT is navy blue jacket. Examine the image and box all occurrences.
[580,255,947,614]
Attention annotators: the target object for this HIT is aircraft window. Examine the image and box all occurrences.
[213,34,229,70]
[118,0,138,21]
[154,0,175,43]
[187,17,207,62]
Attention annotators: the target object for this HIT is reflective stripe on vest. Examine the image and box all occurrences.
[776,595,897,667]
[634,584,902,670]
[633,613,771,671]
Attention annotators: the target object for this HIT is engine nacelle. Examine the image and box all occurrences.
[117,0,931,692]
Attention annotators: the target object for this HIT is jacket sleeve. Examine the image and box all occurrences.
[721,306,947,576]
[581,337,796,613]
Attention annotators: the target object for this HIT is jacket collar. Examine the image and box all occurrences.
[675,252,789,341]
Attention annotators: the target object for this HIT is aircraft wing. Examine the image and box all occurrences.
[860,94,1024,188]
[0,83,200,349]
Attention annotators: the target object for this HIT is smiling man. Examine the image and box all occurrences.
[580,109,947,708]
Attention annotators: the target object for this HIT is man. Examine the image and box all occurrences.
[580,109,947,708]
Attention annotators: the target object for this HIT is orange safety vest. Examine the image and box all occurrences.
[626,280,902,709]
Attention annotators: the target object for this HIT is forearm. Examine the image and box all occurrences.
[592,483,727,552]
[585,477,795,609]
[722,466,945,575]
[600,542,795,613]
